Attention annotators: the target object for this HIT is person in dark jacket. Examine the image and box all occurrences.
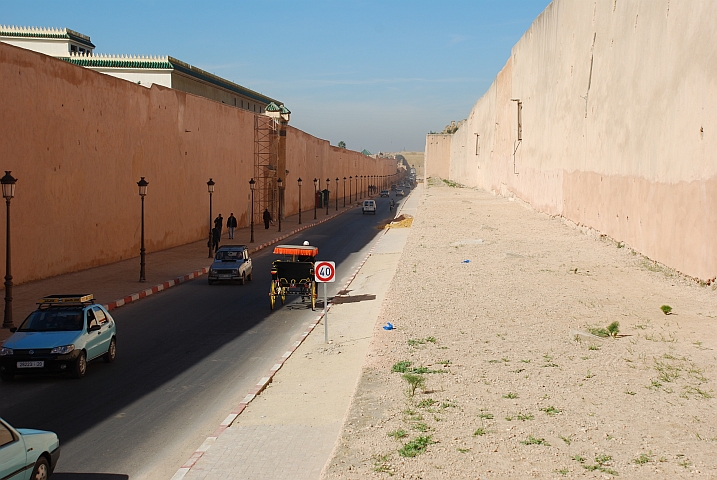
[227,213,238,239]
[262,208,272,229]
[214,214,223,236]
[211,226,221,252]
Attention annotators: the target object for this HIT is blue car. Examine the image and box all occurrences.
[0,417,59,480]
[0,294,116,381]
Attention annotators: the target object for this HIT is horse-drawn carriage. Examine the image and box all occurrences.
[269,244,319,310]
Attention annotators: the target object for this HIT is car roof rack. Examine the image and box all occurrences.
[37,294,95,306]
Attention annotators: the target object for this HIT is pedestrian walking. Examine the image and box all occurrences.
[262,208,272,230]
[211,226,221,252]
[227,213,237,239]
[214,214,224,236]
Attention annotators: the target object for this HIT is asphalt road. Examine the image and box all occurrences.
[0,195,405,479]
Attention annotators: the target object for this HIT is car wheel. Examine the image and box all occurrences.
[240,272,246,285]
[207,278,214,285]
[103,337,116,363]
[247,270,253,281]
[30,456,49,480]
[72,351,87,379]
[0,371,14,382]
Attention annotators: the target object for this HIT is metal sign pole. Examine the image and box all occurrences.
[324,282,328,343]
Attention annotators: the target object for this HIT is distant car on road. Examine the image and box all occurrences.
[208,245,253,285]
[0,294,116,381]
[380,190,390,197]
[396,189,405,197]
[0,417,60,479]
[362,199,377,214]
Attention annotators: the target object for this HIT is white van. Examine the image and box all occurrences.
[362,199,376,215]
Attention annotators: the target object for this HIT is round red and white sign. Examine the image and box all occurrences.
[315,261,336,283]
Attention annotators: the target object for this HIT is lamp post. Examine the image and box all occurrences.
[313,178,318,220]
[1,171,16,330]
[325,178,330,215]
[277,178,283,232]
[207,178,215,257]
[335,178,339,211]
[343,177,346,207]
[137,177,148,282]
[249,178,255,243]
[297,177,302,224]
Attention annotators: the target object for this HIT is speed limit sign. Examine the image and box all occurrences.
[315,261,336,283]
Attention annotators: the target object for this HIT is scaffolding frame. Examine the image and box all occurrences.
[254,115,279,224]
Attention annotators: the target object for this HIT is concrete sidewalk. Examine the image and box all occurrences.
[0,201,360,343]
[176,185,422,479]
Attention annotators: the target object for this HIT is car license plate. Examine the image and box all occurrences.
[219,274,232,279]
[17,361,44,368]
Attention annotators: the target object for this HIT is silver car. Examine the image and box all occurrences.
[208,245,253,285]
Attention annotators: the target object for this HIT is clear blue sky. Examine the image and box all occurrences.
[3,0,551,153]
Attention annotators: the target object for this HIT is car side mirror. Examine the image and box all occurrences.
[89,325,101,332]
[9,327,16,333]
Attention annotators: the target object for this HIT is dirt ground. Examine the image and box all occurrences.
[322,179,717,479]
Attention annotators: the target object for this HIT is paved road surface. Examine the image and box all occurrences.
[0,196,404,479]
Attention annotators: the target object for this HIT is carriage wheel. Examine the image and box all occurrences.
[280,287,286,305]
[270,281,276,310]
[311,282,317,311]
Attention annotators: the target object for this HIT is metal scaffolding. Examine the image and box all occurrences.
[254,115,279,224]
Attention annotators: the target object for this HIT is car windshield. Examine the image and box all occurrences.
[18,308,84,332]
[216,250,242,261]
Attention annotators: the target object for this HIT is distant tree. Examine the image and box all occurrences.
[338,141,346,149]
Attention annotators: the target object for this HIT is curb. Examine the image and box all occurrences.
[171,213,388,480]
[102,205,357,313]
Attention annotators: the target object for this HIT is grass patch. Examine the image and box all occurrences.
[503,392,519,399]
[555,468,569,475]
[457,447,470,453]
[372,454,394,476]
[477,412,494,420]
[473,427,489,436]
[506,413,534,421]
[661,305,673,315]
[398,436,434,457]
[407,337,437,347]
[388,429,408,440]
[559,435,572,445]
[392,361,412,373]
[540,406,561,416]
[588,321,620,338]
[521,436,549,446]
[633,452,653,465]
[417,398,436,408]
[412,422,430,432]
[579,454,618,476]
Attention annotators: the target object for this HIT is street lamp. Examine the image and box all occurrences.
[297,177,302,224]
[313,178,318,219]
[137,177,148,282]
[325,178,330,215]
[249,178,255,243]
[335,177,339,211]
[1,171,16,330]
[343,177,346,207]
[207,179,215,257]
[277,178,284,232]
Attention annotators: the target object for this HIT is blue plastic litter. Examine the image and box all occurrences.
[462,259,470,263]
[383,322,394,330]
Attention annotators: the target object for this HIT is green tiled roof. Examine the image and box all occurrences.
[60,57,172,69]
[361,149,372,156]
[0,26,95,48]
[265,102,281,112]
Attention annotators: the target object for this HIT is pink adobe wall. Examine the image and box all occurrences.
[426,0,717,281]
[0,42,395,285]
[424,135,451,179]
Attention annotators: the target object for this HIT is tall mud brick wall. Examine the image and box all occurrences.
[426,0,717,281]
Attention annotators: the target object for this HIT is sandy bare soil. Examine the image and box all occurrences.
[322,179,717,479]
